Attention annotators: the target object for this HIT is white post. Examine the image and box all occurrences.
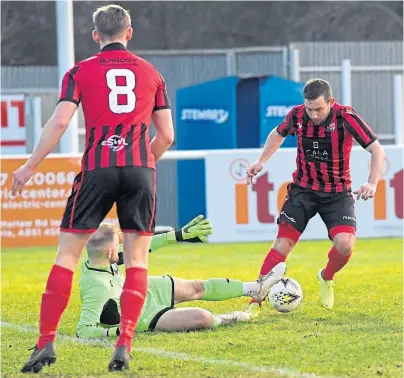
[226,50,237,76]
[394,75,403,145]
[281,47,288,78]
[341,59,352,106]
[56,0,78,153]
[33,97,42,146]
[289,48,300,82]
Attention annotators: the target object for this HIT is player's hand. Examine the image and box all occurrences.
[353,183,377,201]
[11,164,34,196]
[178,214,213,243]
[246,161,264,185]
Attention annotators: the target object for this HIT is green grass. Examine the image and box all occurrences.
[1,238,403,377]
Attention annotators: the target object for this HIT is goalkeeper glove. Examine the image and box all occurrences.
[170,214,213,243]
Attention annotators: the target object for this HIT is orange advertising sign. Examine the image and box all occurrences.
[1,156,118,248]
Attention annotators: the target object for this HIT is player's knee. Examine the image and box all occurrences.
[333,233,355,255]
[194,309,214,329]
[273,238,296,256]
[276,223,301,254]
[192,280,206,299]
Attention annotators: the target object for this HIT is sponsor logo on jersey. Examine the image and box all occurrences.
[326,123,336,132]
[100,57,137,65]
[101,135,128,152]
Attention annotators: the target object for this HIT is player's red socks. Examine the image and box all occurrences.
[259,248,287,276]
[322,246,352,281]
[116,267,148,352]
[250,248,286,305]
[37,264,73,349]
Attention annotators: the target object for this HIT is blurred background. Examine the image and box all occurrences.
[1,1,403,245]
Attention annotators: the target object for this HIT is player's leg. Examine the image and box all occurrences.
[21,169,118,374]
[256,185,315,277]
[172,263,286,304]
[318,192,356,309]
[109,167,155,372]
[248,185,318,312]
[154,308,219,331]
[147,277,254,332]
[172,278,243,304]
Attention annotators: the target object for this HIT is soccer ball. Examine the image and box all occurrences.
[268,277,303,313]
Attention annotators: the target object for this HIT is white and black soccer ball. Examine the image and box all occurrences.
[268,277,303,313]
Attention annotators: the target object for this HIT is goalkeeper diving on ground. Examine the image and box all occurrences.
[76,215,286,337]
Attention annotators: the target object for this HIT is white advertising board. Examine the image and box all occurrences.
[206,146,403,242]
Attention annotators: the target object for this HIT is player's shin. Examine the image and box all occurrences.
[116,267,148,352]
[201,279,243,301]
[259,223,300,277]
[323,228,355,280]
[259,248,286,277]
[37,265,74,349]
[322,246,352,280]
[249,223,299,307]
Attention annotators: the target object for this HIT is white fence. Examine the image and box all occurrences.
[288,42,404,143]
[290,49,404,144]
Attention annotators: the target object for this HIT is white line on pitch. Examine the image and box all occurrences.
[1,321,331,378]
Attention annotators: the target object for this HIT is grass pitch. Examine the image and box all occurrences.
[1,238,403,377]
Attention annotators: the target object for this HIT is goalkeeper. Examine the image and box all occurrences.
[76,215,286,338]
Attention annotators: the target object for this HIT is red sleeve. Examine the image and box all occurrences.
[153,72,171,112]
[342,107,377,148]
[59,65,81,105]
[276,108,297,137]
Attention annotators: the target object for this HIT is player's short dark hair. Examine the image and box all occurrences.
[303,79,333,102]
[93,4,131,39]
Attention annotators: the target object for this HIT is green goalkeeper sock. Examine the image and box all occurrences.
[201,279,243,301]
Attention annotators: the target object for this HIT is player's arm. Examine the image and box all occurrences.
[247,109,296,185]
[116,215,213,264]
[150,73,174,161]
[365,140,385,188]
[343,107,385,200]
[24,102,77,171]
[76,285,119,339]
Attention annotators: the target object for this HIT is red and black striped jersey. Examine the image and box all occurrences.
[59,43,171,171]
[276,103,377,193]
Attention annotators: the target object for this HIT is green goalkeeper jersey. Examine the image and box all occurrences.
[76,233,174,338]
[76,260,125,338]
[76,215,213,338]
[76,259,175,338]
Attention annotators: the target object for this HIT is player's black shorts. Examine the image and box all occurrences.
[61,166,156,235]
[277,184,356,239]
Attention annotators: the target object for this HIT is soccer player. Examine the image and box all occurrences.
[246,79,385,312]
[77,217,286,338]
[14,5,173,373]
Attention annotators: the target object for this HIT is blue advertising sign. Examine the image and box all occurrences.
[176,76,240,150]
[259,76,304,148]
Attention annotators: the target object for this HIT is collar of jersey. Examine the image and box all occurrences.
[101,42,127,52]
[322,106,335,126]
[85,260,114,275]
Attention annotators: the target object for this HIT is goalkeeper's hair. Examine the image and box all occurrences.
[86,223,122,256]
[93,4,131,40]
